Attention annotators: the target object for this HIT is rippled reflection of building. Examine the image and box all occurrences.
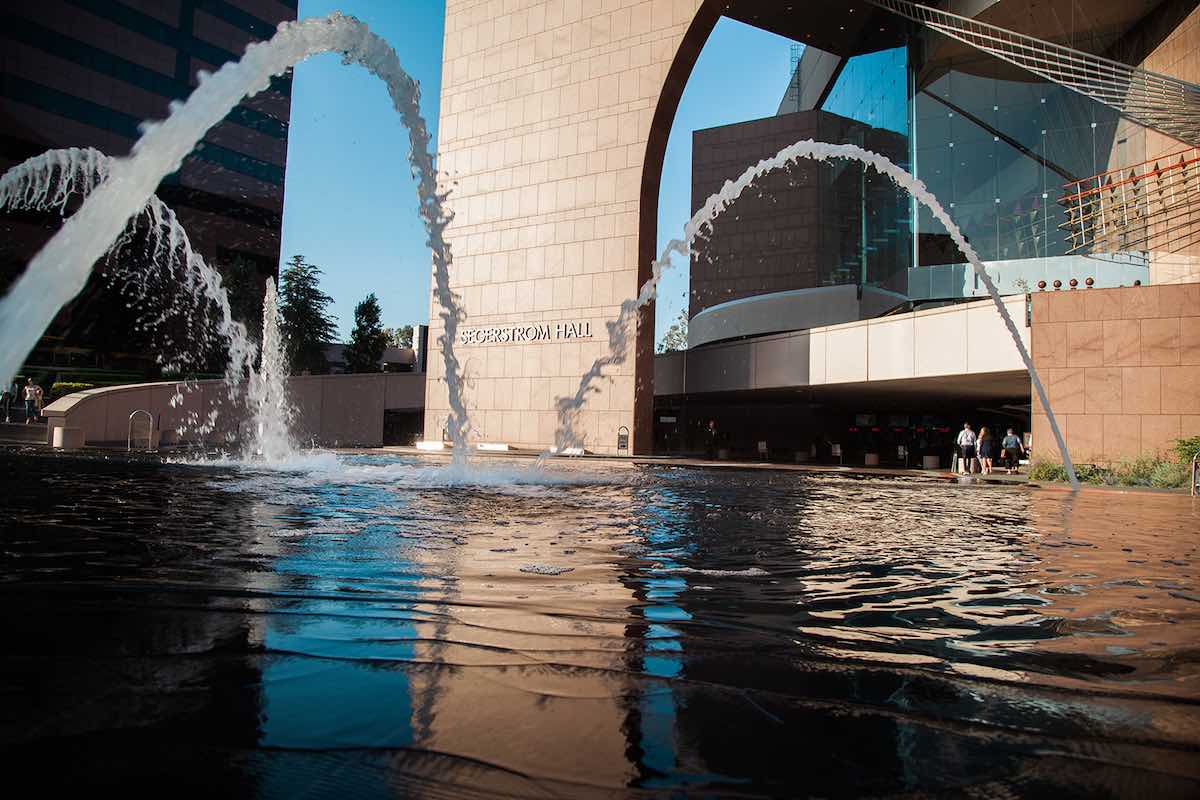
[271,485,648,789]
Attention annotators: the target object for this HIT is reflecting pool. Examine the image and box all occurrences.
[1,451,1198,797]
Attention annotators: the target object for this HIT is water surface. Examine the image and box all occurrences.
[2,451,1197,797]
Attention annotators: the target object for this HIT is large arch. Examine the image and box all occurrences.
[632,0,902,452]
[628,2,1079,483]
[633,1,724,454]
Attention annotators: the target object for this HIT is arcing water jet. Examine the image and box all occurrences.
[551,140,1080,490]
[0,147,256,438]
[0,14,472,460]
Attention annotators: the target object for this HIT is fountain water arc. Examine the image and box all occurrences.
[552,140,1080,490]
[0,147,257,395]
[0,13,471,461]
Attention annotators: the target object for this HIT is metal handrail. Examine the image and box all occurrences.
[868,0,1200,145]
[1060,150,1200,200]
[128,409,153,451]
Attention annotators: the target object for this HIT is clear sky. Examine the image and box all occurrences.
[280,0,445,340]
[653,18,797,344]
[280,5,795,346]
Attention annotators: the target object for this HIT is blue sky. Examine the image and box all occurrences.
[280,0,445,339]
[280,4,795,345]
[652,18,796,343]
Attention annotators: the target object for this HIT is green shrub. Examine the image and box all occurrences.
[1149,460,1190,489]
[1174,435,1200,465]
[1028,457,1190,489]
[1112,456,1159,486]
[48,381,96,401]
[1077,464,1110,485]
[1028,461,1068,482]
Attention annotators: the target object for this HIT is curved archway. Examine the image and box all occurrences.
[634,0,724,453]
[631,4,1078,485]
[0,14,471,457]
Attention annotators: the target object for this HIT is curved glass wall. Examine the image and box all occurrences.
[822,45,909,136]
[910,45,1131,267]
[810,25,1149,294]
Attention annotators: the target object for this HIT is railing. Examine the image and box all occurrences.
[128,409,153,451]
[868,0,1200,145]
[1059,147,1200,254]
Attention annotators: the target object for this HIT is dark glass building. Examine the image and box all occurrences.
[690,109,911,318]
[0,0,296,374]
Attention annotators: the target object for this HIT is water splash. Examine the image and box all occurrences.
[0,14,470,459]
[551,140,1079,490]
[243,278,296,461]
[0,147,257,437]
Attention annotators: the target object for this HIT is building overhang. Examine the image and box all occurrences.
[724,0,907,57]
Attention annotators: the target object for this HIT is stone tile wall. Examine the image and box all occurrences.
[1031,282,1200,463]
[425,0,705,453]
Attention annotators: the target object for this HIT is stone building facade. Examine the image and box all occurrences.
[424,0,713,454]
[1032,283,1200,463]
[424,0,1200,456]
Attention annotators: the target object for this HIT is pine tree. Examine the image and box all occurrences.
[277,254,337,374]
[344,293,389,373]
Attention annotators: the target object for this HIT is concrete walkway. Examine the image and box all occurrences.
[0,422,47,445]
[373,444,1031,485]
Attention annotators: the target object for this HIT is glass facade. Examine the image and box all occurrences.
[818,45,914,292]
[822,46,909,136]
[911,52,1129,267]
[810,28,1147,289]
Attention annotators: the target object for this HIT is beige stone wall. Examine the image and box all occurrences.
[43,373,426,448]
[1030,283,1200,463]
[425,0,705,453]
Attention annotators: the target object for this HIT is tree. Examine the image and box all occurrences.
[344,293,389,373]
[278,254,337,374]
[384,324,414,349]
[657,309,689,353]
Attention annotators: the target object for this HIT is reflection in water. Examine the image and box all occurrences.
[1,451,1198,796]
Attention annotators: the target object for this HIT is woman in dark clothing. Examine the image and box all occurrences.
[977,426,998,475]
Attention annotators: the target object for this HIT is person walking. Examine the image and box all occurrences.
[1001,428,1025,474]
[1,382,12,423]
[977,426,997,475]
[704,419,718,459]
[23,378,42,424]
[955,422,977,475]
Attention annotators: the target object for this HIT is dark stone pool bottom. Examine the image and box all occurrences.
[2,451,1198,797]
